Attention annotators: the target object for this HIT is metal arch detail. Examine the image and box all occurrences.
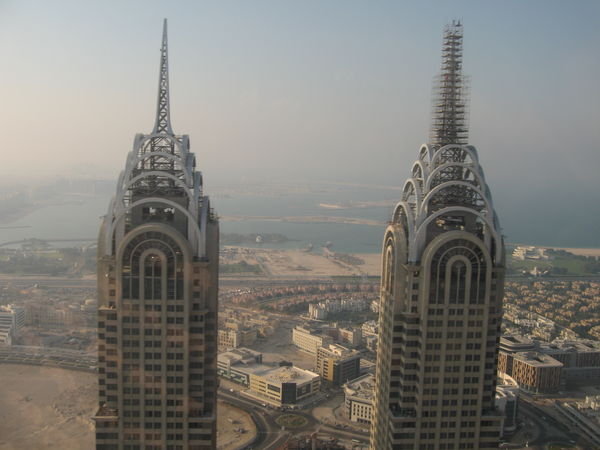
[410,205,502,263]
[100,20,214,260]
[390,141,502,265]
[106,197,202,256]
[420,180,493,218]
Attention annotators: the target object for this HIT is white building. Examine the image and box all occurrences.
[292,326,333,355]
[344,374,375,424]
[495,385,519,436]
[0,305,25,346]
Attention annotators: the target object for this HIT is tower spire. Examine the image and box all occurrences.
[153,19,173,135]
[430,20,469,147]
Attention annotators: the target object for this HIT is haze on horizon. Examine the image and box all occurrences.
[0,0,599,247]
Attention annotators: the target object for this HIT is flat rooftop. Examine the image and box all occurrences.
[344,374,375,401]
[257,365,318,386]
[500,335,536,352]
[513,351,563,368]
[218,347,262,365]
[540,340,600,354]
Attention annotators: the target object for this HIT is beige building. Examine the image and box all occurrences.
[292,325,333,355]
[344,374,375,424]
[338,327,362,347]
[94,21,218,449]
[247,365,320,407]
[316,344,361,385]
[217,348,263,386]
[218,328,257,351]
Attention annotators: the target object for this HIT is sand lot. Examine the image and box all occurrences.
[224,247,381,278]
[0,364,256,450]
[0,364,96,450]
[216,400,256,450]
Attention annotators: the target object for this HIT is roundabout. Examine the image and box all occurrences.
[275,413,309,429]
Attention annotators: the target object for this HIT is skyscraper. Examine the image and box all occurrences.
[370,21,505,449]
[93,20,219,450]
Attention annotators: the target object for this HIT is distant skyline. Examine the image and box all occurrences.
[1,0,599,247]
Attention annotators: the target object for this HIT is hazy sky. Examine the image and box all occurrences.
[1,1,599,245]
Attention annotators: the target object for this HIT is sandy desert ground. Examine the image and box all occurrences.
[224,247,381,278]
[0,364,96,450]
[0,364,256,450]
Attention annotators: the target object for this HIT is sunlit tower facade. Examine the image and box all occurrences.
[93,20,219,450]
[370,22,505,449]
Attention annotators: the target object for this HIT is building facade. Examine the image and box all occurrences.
[0,305,25,345]
[370,21,505,449]
[509,352,563,393]
[316,344,361,385]
[494,385,519,436]
[292,325,333,355]
[344,374,375,424]
[217,348,263,386]
[248,365,320,407]
[94,20,219,450]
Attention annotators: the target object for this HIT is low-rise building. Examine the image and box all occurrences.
[292,325,333,355]
[511,352,563,393]
[308,303,327,320]
[539,340,600,385]
[338,327,362,348]
[495,385,519,436]
[499,335,600,388]
[248,365,320,407]
[0,305,25,345]
[217,347,320,407]
[316,344,360,385]
[361,320,378,338]
[218,328,257,351]
[217,348,263,386]
[343,374,375,424]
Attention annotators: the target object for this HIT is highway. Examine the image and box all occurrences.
[0,345,97,372]
[517,398,580,448]
[0,276,96,289]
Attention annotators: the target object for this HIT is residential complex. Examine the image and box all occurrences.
[307,297,369,320]
[93,21,219,449]
[370,21,505,449]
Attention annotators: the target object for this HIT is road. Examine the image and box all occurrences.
[0,345,97,372]
[218,389,290,450]
[0,276,96,289]
[517,399,580,448]
[218,387,372,449]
